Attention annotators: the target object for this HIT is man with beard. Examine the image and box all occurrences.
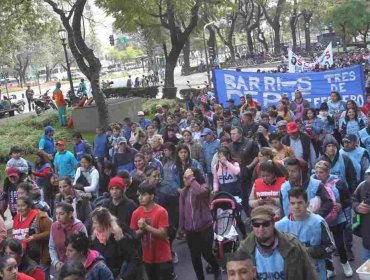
[239,206,319,280]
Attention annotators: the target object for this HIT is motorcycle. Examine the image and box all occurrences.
[33,90,57,115]
[9,98,25,114]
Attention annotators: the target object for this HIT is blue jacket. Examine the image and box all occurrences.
[93,133,108,158]
[85,250,114,280]
[171,159,204,189]
[201,138,220,173]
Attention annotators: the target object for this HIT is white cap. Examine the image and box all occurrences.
[137,111,145,116]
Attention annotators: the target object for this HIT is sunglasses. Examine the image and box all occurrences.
[252,221,271,228]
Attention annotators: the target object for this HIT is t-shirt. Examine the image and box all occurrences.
[54,151,78,178]
[130,204,172,264]
[255,247,285,280]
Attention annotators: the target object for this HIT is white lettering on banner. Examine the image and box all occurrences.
[221,67,363,107]
[256,191,280,197]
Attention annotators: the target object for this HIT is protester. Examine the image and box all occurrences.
[239,206,319,280]
[130,181,174,280]
[49,202,87,272]
[226,249,256,280]
[66,232,114,280]
[179,168,220,280]
[90,207,139,278]
[3,238,45,280]
[275,188,335,280]
[73,155,100,198]
[0,255,36,280]
[54,140,79,179]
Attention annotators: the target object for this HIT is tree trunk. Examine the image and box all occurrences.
[247,30,254,53]
[226,42,235,62]
[45,65,51,82]
[207,25,217,61]
[90,72,109,128]
[182,39,191,75]
[273,27,281,55]
[165,46,182,87]
[341,25,347,51]
[290,0,299,53]
[257,28,269,53]
[303,12,312,52]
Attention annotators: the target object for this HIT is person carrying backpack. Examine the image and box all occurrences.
[313,160,353,278]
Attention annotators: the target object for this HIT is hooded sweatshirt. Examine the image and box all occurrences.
[85,249,114,280]
[319,135,357,193]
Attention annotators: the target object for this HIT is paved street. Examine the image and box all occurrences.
[173,232,364,280]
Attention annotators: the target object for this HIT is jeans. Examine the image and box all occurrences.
[57,106,66,126]
[363,248,370,263]
[330,222,348,264]
[186,225,219,280]
[145,262,174,280]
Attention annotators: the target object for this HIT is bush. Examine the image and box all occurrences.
[142,99,177,119]
[0,112,74,163]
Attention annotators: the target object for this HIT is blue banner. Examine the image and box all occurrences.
[213,65,365,108]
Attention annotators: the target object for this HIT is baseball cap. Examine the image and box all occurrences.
[245,93,252,98]
[251,206,275,222]
[118,137,127,144]
[45,126,54,133]
[6,167,19,178]
[276,120,287,128]
[342,134,357,142]
[201,128,213,137]
[286,122,298,134]
[56,140,65,145]
[137,111,145,116]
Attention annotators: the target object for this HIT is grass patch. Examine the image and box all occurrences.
[0,98,179,179]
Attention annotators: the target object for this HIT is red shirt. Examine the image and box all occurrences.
[130,204,172,264]
[17,273,35,280]
[254,177,285,200]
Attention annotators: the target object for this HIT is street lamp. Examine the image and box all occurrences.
[58,28,74,95]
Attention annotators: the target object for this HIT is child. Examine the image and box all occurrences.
[130,181,174,280]
[108,124,123,160]
[6,146,28,175]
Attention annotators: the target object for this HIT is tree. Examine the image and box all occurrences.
[239,0,264,53]
[43,0,109,128]
[96,0,203,88]
[289,0,301,52]
[109,46,144,62]
[260,0,286,55]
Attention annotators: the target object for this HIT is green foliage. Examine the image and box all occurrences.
[326,0,370,36]
[142,99,177,118]
[108,46,145,62]
[0,112,74,163]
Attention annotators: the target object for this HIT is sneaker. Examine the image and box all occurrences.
[327,270,335,279]
[341,262,353,277]
[172,252,179,264]
[347,249,355,261]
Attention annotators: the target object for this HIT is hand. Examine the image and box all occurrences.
[219,156,227,165]
[55,262,63,272]
[333,203,342,213]
[25,236,35,243]
[138,218,147,230]
[183,169,194,186]
[357,202,370,214]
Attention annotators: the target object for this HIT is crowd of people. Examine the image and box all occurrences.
[3,75,370,280]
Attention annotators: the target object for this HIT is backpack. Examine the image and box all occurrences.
[323,179,339,223]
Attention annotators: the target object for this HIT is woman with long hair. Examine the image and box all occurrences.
[313,161,353,278]
[212,147,240,195]
[73,155,100,198]
[3,239,44,280]
[339,107,366,137]
[130,153,148,183]
[163,125,180,145]
[277,100,295,122]
[11,198,51,269]
[191,121,203,142]
[43,173,59,215]
[172,144,204,190]
[33,152,52,189]
[90,207,139,279]
[179,168,220,280]
[49,202,87,272]
[0,255,35,280]
[181,129,205,166]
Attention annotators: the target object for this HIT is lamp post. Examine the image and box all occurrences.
[203,21,215,87]
[58,28,74,95]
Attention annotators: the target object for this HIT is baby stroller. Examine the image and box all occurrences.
[210,192,243,259]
